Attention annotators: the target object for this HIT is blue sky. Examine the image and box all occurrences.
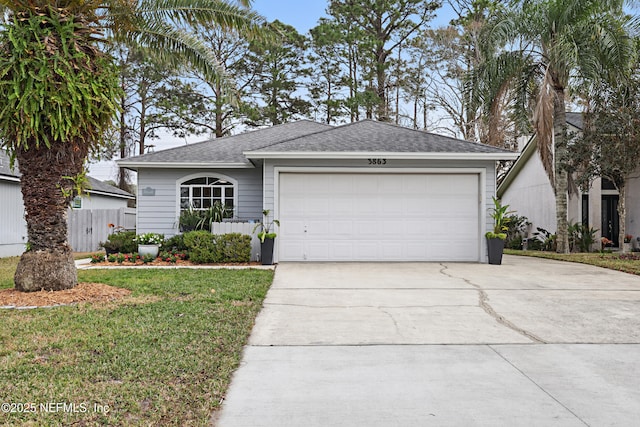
[252,0,455,33]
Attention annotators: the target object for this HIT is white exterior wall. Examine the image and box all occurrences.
[262,158,497,263]
[501,151,557,234]
[0,179,27,257]
[136,167,262,236]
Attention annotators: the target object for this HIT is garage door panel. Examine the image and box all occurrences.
[332,242,354,259]
[306,242,330,260]
[278,173,480,262]
[354,241,380,259]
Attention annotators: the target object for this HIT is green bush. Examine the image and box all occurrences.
[568,221,598,252]
[100,231,137,254]
[220,233,252,263]
[184,231,221,264]
[183,231,251,264]
[162,234,188,252]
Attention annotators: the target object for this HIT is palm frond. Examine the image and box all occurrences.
[133,0,266,38]
[533,68,555,187]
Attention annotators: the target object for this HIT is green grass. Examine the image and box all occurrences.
[505,249,640,275]
[0,260,273,426]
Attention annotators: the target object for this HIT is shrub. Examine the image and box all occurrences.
[90,253,104,263]
[183,231,252,264]
[220,233,251,263]
[162,234,188,252]
[159,251,178,263]
[100,231,137,254]
[141,254,156,264]
[529,227,557,251]
[184,231,221,264]
[505,214,530,250]
[568,221,598,252]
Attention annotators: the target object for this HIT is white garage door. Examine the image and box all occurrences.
[278,173,480,262]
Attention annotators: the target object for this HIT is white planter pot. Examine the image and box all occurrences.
[623,242,632,253]
[138,244,159,258]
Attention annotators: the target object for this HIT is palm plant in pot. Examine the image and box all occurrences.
[486,197,513,265]
[253,210,279,265]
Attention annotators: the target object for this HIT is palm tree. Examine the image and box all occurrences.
[0,0,265,291]
[471,0,635,253]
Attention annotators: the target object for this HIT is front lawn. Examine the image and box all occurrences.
[0,260,273,426]
[505,249,640,276]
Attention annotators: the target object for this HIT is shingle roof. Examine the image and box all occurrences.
[566,112,583,130]
[86,177,135,199]
[247,120,514,155]
[119,120,332,167]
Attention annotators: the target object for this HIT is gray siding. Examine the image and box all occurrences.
[136,167,262,236]
[0,179,27,257]
[263,158,498,262]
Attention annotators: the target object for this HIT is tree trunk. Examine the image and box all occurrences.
[618,183,627,252]
[14,142,85,291]
[553,88,569,254]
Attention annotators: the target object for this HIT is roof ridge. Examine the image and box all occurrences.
[249,121,335,151]
[125,120,332,162]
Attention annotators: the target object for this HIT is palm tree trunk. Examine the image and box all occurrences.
[618,183,627,252]
[553,89,569,253]
[13,142,85,291]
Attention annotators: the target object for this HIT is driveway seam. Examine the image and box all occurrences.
[263,303,477,309]
[439,264,546,344]
[488,345,591,427]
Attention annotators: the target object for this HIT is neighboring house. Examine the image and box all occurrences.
[119,119,517,263]
[0,153,27,257]
[71,176,135,210]
[498,112,640,247]
[0,152,135,256]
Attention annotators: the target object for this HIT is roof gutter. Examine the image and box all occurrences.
[116,160,254,170]
[243,151,519,161]
[85,189,135,200]
[0,174,20,183]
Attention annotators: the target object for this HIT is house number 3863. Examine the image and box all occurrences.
[368,158,387,165]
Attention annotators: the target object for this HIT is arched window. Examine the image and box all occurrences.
[179,176,235,218]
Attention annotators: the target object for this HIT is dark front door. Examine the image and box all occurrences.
[602,195,620,247]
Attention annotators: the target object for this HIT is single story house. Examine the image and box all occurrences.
[498,112,640,247]
[0,151,135,256]
[119,119,517,263]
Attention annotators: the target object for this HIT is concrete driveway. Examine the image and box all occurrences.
[214,256,640,426]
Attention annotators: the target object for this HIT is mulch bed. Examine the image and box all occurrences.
[87,259,262,267]
[0,282,131,308]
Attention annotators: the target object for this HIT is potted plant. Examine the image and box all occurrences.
[179,207,203,232]
[134,232,165,258]
[253,210,280,265]
[623,234,633,253]
[486,197,513,265]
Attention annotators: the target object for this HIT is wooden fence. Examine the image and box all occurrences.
[68,207,136,252]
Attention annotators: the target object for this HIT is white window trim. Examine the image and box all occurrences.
[175,173,239,228]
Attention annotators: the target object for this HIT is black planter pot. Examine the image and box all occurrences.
[260,238,275,265]
[105,247,119,256]
[487,237,505,265]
